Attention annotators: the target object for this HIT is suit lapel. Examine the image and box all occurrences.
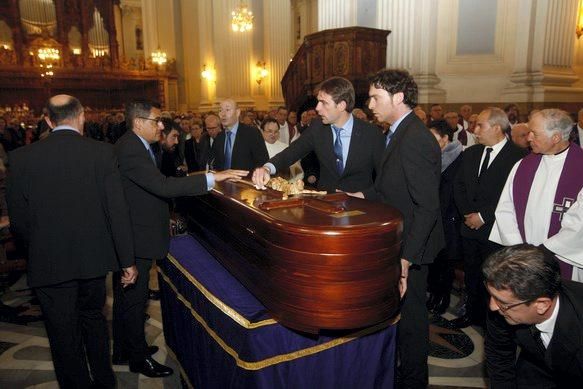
[321,124,337,175]
[343,121,362,175]
[381,113,412,167]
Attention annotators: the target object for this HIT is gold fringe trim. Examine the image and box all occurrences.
[165,254,277,329]
[158,268,398,370]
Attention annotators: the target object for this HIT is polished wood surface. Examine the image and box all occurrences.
[185,179,403,333]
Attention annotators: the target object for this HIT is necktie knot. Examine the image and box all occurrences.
[147,147,156,166]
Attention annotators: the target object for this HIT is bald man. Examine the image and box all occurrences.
[510,123,530,150]
[7,95,137,388]
[213,99,269,171]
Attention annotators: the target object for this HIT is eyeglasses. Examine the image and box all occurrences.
[492,297,532,312]
[138,117,162,124]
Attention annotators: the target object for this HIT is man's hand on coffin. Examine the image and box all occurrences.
[121,265,138,288]
[345,191,364,198]
[214,169,249,182]
[399,259,410,298]
[252,166,271,189]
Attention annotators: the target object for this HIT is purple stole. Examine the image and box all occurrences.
[513,144,583,279]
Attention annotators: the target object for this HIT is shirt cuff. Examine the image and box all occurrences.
[205,173,215,191]
[264,163,276,175]
[478,212,485,224]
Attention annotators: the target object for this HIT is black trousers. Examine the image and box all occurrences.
[112,257,152,365]
[397,264,429,389]
[36,276,114,389]
[462,237,501,324]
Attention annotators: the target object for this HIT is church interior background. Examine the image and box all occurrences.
[1,0,583,387]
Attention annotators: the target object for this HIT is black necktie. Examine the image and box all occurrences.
[529,325,546,355]
[458,129,467,146]
[333,126,344,175]
[479,147,493,180]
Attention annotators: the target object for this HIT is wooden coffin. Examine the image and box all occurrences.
[184,180,403,333]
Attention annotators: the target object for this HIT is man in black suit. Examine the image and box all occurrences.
[452,107,527,329]
[213,99,269,171]
[356,69,444,388]
[483,244,583,388]
[252,77,384,193]
[570,107,582,147]
[7,95,137,388]
[113,100,247,377]
[192,114,221,171]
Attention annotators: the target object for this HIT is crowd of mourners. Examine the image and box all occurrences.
[1,80,583,387]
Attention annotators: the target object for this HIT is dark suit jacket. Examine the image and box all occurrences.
[270,117,384,193]
[7,130,134,287]
[115,131,208,259]
[454,141,526,240]
[196,132,215,170]
[184,138,202,173]
[485,281,583,388]
[363,112,444,265]
[571,124,581,146]
[212,123,268,171]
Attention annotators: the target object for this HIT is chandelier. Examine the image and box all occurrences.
[151,0,167,67]
[231,3,253,32]
[152,47,167,65]
[38,47,60,62]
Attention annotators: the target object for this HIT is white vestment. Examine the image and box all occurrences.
[453,128,477,150]
[490,152,583,281]
[265,141,304,181]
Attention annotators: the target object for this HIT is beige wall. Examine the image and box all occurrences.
[120,0,583,112]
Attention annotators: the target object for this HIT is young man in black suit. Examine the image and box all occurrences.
[359,69,444,388]
[213,99,269,171]
[252,76,384,193]
[452,107,527,329]
[7,95,137,388]
[483,244,583,388]
[113,100,247,378]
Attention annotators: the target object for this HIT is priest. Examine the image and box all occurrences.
[490,109,583,281]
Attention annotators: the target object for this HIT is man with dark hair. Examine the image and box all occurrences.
[361,68,444,388]
[213,99,269,171]
[504,103,520,126]
[113,99,247,377]
[483,244,583,388]
[7,94,137,388]
[430,103,444,121]
[252,76,384,193]
[453,107,527,329]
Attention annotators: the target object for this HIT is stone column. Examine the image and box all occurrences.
[503,0,581,103]
[317,0,356,30]
[214,0,254,104]
[376,0,444,103]
[264,0,293,107]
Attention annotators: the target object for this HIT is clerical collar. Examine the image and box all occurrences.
[554,144,570,156]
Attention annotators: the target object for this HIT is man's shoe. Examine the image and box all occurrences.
[112,346,159,365]
[449,315,473,329]
[129,357,173,378]
[432,294,451,315]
